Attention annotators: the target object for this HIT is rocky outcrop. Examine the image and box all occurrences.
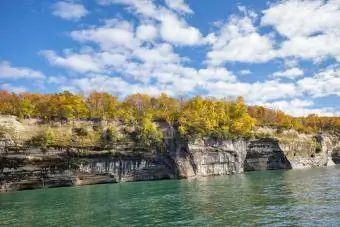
[0,116,339,192]
[170,139,248,178]
[244,138,291,171]
[0,135,251,192]
[279,133,338,168]
[0,149,172,192]
[332,145,340,164]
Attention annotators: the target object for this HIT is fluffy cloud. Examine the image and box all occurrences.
[198,68,236,82]
[279,34,340,61]
[203,80,297,103]
[0,61,45,80]
[136,24,158,41]
[297,67,340,97]
[262,0,340,38]
[47,76,68,84]
[262,0,340,61]
[52,1,88,21]
[164,0,193,14]
[159,13,202,46]
[62,74,172,96]
[0,83,27,93]
[262,99,338,117]
[272,67,304,79]
[133,43,181,65]
[97,0,159,18]
[40,50,102,73]
[40,49,130,74]
[70,20,138,50]
[206,15,275,65]
[97,0,202,46]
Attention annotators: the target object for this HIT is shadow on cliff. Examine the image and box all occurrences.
[244,138,292,171]
[331,147,340,164]
[163,136,198,178]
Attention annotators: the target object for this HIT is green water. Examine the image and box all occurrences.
[1,166,339,226]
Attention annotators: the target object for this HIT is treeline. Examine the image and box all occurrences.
[248,106,340,133]
[0,90,339,138]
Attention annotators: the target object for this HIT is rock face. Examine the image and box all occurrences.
[0,116,339,192]
[0,150,172,192]
[244,138,292,171]
[170,139,248,178]
[77,156,172,183]
[279,133,337,168]
[0,136,251,192]
[332,146,340,164]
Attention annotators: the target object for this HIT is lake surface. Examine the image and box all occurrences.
[1,166,339,226]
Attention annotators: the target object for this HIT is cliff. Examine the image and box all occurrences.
[0,148,172,192]
[0,137,249,192]
[244,138,292,171]
[0,116,339,192]
[168,138,248,178]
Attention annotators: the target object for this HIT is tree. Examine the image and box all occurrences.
[0,90,339,137]
[18,98,34,119]
[153,93,179,125]
[136,114,163,147]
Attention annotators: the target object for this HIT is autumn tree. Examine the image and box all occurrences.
[0,89,339,137]
[87,91,119,119]
[152,93,179,126]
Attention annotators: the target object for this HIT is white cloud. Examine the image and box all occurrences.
[272,67,304,79]
[70,20,138,50]
[47,76,68,84]
[0,61,45,80]
[40,50,102,73]
[160,13,202,45]
[133,43,181,65]
[40,50,129,73]
[278,34,340,61]
[97,0,202,46]
[98,0,159,18]
[297,67,340,97]
[284,58,299,68]
[0,83,27,93]
[262,0,340,61]
[203,80,297,102]
[164,0,193,14]
[63,74,172,96]
[52,1,88,21]
[206,15,275,65]
[136,24,158,41]
[198,68,236,82]
[262,0,340,38]
[262,99,338,117]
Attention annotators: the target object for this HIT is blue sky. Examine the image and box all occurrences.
[0,0,339,116]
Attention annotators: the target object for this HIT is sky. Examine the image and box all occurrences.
[0,0,339,117]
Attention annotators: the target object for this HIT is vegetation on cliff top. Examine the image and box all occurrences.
[0,90,339,144]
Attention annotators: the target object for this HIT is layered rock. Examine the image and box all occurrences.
[279,133,337,168]
[0,149,172,192]
[170,139,248,178]
[244,138,291,171]
[0,116,339,192]
[332,145,340,164]
[1,135,251,191]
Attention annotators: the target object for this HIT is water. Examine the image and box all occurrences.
[0,166,339,226]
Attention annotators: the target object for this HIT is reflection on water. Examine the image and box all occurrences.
[0,166,339,226]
